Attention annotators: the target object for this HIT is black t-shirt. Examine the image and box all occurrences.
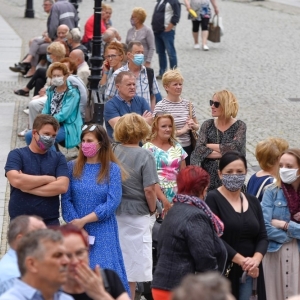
[4,147,68,223]
[66,269,126,299]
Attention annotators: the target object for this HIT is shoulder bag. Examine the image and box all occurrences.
[208,15,221,43]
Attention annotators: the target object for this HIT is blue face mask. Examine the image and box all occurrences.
[46,54,52,63]
[132,54,144,66]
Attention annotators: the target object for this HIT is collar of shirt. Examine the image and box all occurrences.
[122,62,147,74]
[116,93,133,107]
[12,279,66,300]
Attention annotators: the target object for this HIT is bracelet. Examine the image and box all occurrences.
[149,209,157,215]
[104,71,109,75]
[283,222,289,231]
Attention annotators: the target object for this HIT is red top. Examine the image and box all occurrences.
[82,15,106,43]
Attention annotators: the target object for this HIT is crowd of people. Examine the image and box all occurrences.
[2,1,300,300]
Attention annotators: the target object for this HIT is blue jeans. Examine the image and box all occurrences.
[25,125,66,151]
[239,275,253,300]
[154,30,177,76]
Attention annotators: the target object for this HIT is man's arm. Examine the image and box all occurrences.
[108,116,121,129]
[21,176,69,197]
[6,170,56,190]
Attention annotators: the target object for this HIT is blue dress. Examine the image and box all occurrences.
[61,161,129,294]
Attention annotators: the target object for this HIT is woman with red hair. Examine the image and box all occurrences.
[151,166,227,300]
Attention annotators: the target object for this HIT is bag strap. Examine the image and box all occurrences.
[255,176,272,198]
[252,277,258,295]
[189,101,193,119]
[100,269,111,293]
[146,67,154,95]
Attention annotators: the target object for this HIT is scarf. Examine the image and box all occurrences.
[173,194,224,237]
[281,182,300,223]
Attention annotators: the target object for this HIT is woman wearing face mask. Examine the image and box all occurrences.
[191,90,246,191]
[143,114,187,212]
[206,151,268,300]
[126,7,155,67]
[61,124,130,295]
[153,69,199,165]
[151,166,227,300]
[24,62,82,149]
[261,149,300,299]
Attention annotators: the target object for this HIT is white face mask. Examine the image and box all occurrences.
[51,76,64,87]
[279,168,299,184]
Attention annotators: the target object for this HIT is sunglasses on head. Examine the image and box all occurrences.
[153,111,171,117]
[209,100,220,108]
[82,124,98,132]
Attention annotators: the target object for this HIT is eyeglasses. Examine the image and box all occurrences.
[209,100,220,108]
[105,55,119,60]
[82,124,98,131]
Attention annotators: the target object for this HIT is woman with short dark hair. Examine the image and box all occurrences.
[152,165,227,300]
[206,151,268,300]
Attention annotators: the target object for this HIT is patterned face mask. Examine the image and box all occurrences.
[221,174,246,192]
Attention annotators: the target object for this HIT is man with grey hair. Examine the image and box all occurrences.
[0,229,72,300]
[67,28,88,63]
[0,216,46,295]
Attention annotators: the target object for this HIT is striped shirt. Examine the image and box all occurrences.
[105,63,160,106]
[153,98,197,147]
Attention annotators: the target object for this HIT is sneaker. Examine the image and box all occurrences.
[18,128,29,137]
[194,44,200,49]
[23,109,29,115]
[156,75,162,80]
[203,45,209,51]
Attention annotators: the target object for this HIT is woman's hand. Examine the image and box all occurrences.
[186,118,199,131]
[247,267,259,278]
[39,87,46,97]
[71,218,86,229]
[271,219,286,229]
[242,257,260,272]
[75,264,113,300]
[177,123,190,136]
[214,7,219,15]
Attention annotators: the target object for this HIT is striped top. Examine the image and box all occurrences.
[153,98,197,147]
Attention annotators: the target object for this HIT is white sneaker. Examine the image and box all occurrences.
[203,45,209,51]
[194,44,200,49]
[23,108,29,115]
[18,128,29,137]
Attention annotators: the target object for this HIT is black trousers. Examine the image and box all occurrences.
[26,68,47,96]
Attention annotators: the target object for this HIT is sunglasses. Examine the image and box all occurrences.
[82,124,98,131]
[209,100,220,108]
[153,111,171,117]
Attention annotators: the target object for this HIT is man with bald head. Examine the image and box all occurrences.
[56,24,69,41]
[69,49,90,85]
[47,0,78,40]
[0,215,46,295]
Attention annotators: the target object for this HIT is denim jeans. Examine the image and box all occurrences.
[239,274,253,300]
[25,125,65,151]
[154,30,177,76]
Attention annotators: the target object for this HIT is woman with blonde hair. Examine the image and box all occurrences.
[61,124,130,295]
[191,90,246,191]
[153,69,199,165]
[113,113,159,300]
[261,148,300,299]
[247,137,289,201]
[126,7,155,67]
[143,114,187,212]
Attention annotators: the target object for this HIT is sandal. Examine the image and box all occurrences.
[14,89,29,97]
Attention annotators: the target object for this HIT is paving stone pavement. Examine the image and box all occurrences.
[0,0,300,254]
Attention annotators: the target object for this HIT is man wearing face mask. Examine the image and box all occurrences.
[5,115,69,226]
[105,41,161,111]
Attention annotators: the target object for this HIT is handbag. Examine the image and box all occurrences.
[85,89,104,124]
[208,15,221,43]
[241,271,258,300]
[189,102,199,149]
